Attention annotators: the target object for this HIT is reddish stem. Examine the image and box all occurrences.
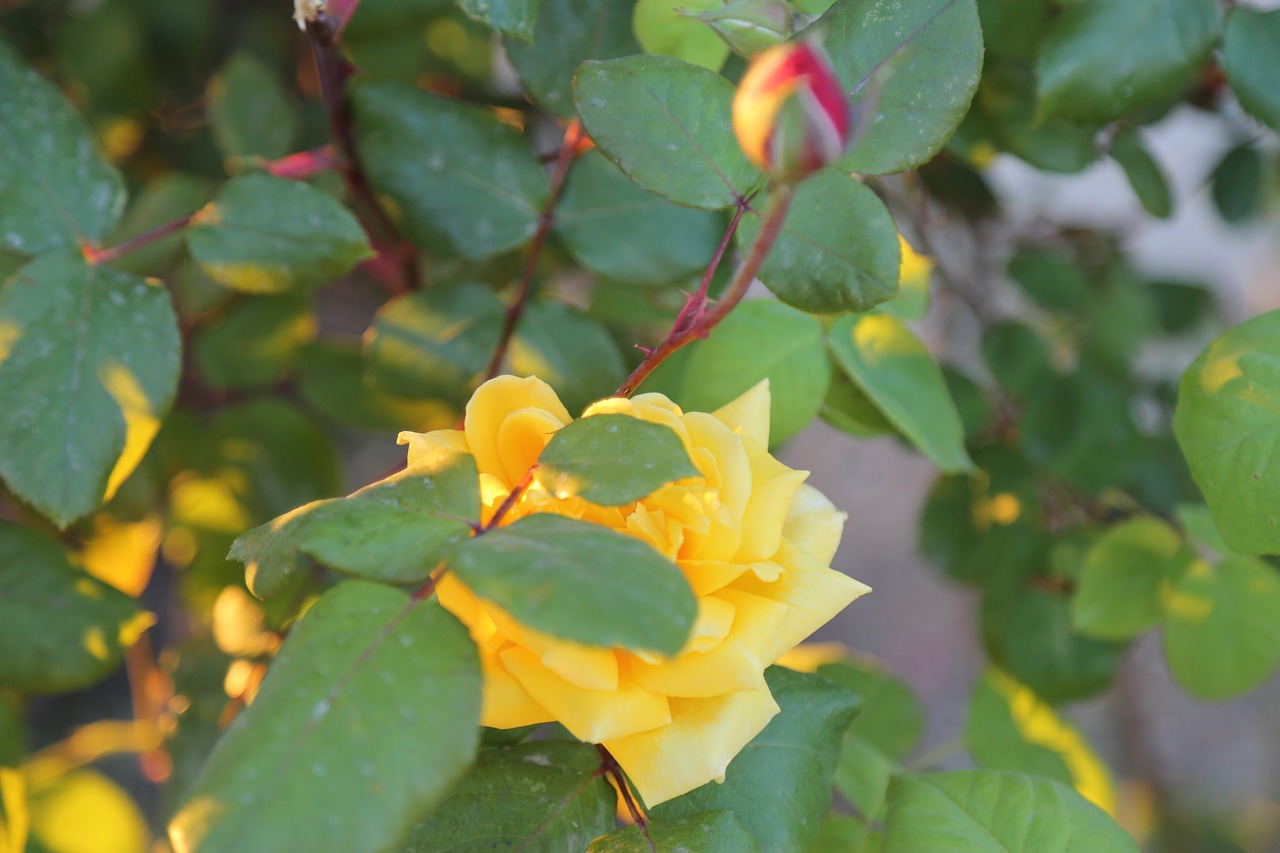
[614,184,794,398]
[266,145,345,180]
[483,121,585,381]
[83,213,195,267]
[596,745,652,847]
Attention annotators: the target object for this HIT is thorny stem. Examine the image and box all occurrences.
[596,745,652,848]
[483,121,585,382]
[614,184,794,398]
[306,12,420,293]
[83,214,195,267]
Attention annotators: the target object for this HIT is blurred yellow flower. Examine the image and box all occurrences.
[399,376,870,806]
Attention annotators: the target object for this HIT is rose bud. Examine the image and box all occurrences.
[695,0,793,58]
[732,39,851,181]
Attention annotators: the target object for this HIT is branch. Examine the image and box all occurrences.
[596,745,653,849]
[306,12,420,293]
[83,213,195,267]
[614,184,792,398]
[483,121,585,382]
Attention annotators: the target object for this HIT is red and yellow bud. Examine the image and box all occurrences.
[732,40,850,181]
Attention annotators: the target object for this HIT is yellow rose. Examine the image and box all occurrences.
[398,375,870,806]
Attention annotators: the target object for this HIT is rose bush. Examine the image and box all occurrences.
[401,374,868,805]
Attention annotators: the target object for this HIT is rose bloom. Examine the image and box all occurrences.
[399,375,870,806]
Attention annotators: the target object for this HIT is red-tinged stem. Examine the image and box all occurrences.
[83,213,195,267]
[614,184,794,398]
[265,144,344,180]
[482,465,537,533]
[306,13,419,293]
[483,121,585,382]
[596,745,652,846]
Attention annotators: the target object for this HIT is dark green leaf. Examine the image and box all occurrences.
[651,667,859,853]
[208,52,297,164]
[1037,0,1222,123]
[1149,280,1214,335]
[0,692,21,768]
[354,79,548,258]
[816,0,984,175]
[0,252,180,527]
[366,283,505,404]
[976,0,1051,61]
[821,370,896,439]
[883,771,1137,852]
[555,151,722,285]
[943,367,993,442]
[168,582,481,853]
[538,413,699,506]
[818,660,923,761]
[1110,128,1173,219]
[1164,555,1280,700]
[503,0,639,118]
[1173,309,1280,555]
[651,300,831,447]
[834,736,894,819]
[404,740,616,852]
[234,452,480,596]
[186,174,372,293]
[740,172,900,315]
[456,0,537,39]
[508,299,627,416]
[589,810,758,853]
[0,40,126,255]
[982,584,1125,704]
[574,55,761,210]
[444,514,697,655]
[296,342,456,432]
[193,294,316,391]
[981,322,1052,397]
[1072,517,1185,640]
[1223,7,1280,131]
[967,62,1100,174]
[1210,144,1264,225]
[0,520,147,693]
[828,313,972,473]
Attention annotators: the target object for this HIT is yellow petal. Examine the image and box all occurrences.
[734,433,808,563]
[626,589,786,698]
[712,379,771,449]
[500,646,671,743]
[733,541,871,663]
[397,428,468,466]
[783,483,847,565]
[679,560,749,597]
[686,594,737,654]
[464,376,569,484]
[682,412,751,519]
[774,642,850,673]
[495,407,565,485]
[603,683,780,807]
[478,647,555,730]
[436,574,504,655]
[519,627,620,692]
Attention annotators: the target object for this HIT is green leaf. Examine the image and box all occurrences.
[966,62,1100,174]
[555,150,723,286]
[1173,309,1280,555]
[741,172,900,315]
[982,322,1052,397]
[815,0,984,175]
[965,669,1116,814]
[0,520,148,693]
[1223,7,1280,131]
[982,584,1125,704]
[1072,517,1185,640]
[1008,245,1090,312]
[105,173,213,276]
[504,0,639,118]
[805,815,870,853]
[1037,0,1222,123]
[538,413,700,506]
[366,283,505,404]
[207,52,297,164]
[574,55,761,210]
[444,514,697,655]
[589,810,758,852]
[650,300,831,447]
[354,79,548,258]
[296,342,455,432]
[818,660,925,761]
[455,0,537,39]
[1163,555,1280,701]
[828,313,972,473]
[834,736,894,819]
[1174,502,1234,557]
[508,298,627,416]
[1110,128,1173,219]
[168,582,482,853]
[821,370,896,439]
[943,367,994,443]
[632,0,730,71]
[1210,144,1265,225]
[0,39,126,255]
[404,740,616,852]
[651,667,859,853]
[1149,280,1214,335]
[233,452,480,596]
[883,771,1137,852]
[0,252,180,527]
[186,174,372,293]
[976,0,1051,61]
[193,294,316,391]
